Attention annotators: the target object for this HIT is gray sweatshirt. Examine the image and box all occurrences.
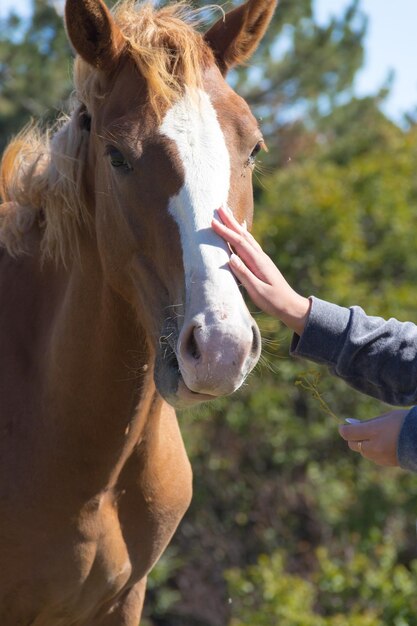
[290,296,417,472]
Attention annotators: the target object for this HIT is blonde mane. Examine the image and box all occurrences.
[0,1,215,266]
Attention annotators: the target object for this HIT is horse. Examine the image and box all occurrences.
[0,0,276,623]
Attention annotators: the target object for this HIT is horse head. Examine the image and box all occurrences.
[65,0,276,408]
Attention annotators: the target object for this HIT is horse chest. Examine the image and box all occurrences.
[71,451,192,610]
[0,483,190,626]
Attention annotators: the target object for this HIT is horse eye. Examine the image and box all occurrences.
[248,141,264,167]
[108,147,132,171]
[251,142,263,159]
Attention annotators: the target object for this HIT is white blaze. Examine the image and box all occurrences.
[159,88,259,396]
[159,88,246,317]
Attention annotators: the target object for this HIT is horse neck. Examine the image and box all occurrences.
[41,237,159,489]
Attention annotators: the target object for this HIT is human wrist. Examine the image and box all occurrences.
[280,293,311,335]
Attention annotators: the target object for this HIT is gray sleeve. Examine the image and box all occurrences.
[398,406,417,472]
[290,296,417,406]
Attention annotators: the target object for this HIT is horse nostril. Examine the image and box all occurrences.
[251,324,261,357]
[186,326,201,361]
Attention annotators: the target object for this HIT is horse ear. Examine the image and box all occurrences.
[204,0,277,75]
[65,0,126,70]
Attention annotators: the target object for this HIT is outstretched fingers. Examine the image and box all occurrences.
[228,251,264,293]
[216,205,262,251]
[212,206,269,282]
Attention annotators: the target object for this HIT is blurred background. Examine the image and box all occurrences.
[2,1,417,624]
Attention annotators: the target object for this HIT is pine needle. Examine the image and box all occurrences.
[295,369,341,423]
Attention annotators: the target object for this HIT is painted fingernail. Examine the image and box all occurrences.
[345,418,361,424]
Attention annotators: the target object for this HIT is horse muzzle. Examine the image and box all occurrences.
[154,313,261,408]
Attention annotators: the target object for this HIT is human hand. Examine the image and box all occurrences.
[212,206,311,335]
[338,409,409,466]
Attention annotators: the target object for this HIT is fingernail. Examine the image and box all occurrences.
[230,253,242,268]
[213,209,223,224]
[345,418,361,424]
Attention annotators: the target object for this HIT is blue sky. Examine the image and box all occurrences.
[2,0,417,123]
[315,0,417,123]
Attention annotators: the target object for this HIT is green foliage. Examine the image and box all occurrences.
[227,552,320,626]
[226,543,417,626]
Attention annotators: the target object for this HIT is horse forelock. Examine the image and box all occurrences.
[75,1,216,118]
